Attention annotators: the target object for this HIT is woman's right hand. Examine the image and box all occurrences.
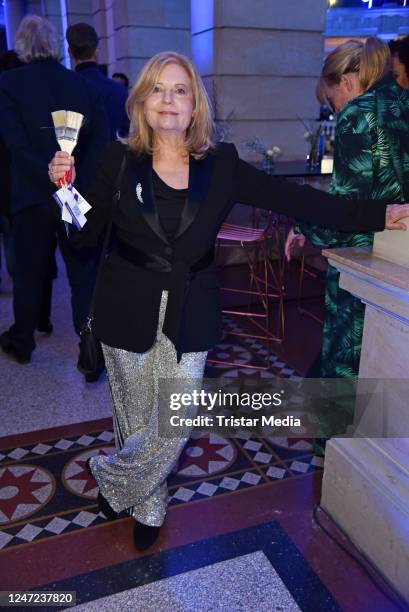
[48,151,76,187]
[285,227,306,262]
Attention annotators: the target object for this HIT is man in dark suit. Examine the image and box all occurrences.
[0,15,109,370]
[0,51,23,290]
[0,49,55,331]
[66,23,129,140]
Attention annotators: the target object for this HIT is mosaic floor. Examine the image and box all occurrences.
[0,421,322,551]
[1,418,404,612]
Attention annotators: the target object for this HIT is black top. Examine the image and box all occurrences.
[152,170,187,240]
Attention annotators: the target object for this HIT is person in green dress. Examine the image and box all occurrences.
[286,37,409,380]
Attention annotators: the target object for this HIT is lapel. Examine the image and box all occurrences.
[173,152,214,240]
[126,150,170,244]
[126,149,214,244]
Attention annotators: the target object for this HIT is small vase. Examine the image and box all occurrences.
[262,157,275,174]
[306,141,320,169]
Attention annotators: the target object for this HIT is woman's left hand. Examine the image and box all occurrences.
[385,203,409,230]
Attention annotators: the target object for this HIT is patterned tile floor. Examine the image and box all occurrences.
[0,421,322,551]
[0,418,402,612]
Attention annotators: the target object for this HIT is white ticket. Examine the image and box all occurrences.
[53,185,91,229]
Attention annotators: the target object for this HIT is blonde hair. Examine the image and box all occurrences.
[15,15,60,63]
[316,76,330,107]
[123,51,215,158]
[321,37,391,93]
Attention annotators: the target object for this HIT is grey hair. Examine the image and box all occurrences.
[15,15,61,63]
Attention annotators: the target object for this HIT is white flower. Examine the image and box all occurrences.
[265,146,281,160]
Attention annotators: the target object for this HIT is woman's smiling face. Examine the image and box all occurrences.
[144,63,194,137]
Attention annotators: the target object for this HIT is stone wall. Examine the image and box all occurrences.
[101,0,191,82]
[191,0,328,160]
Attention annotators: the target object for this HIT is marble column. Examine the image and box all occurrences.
[92,0,115,74]
[64,0,93,25]
[320,228,409,603]
[95,0,191,86]
[54,0,94,69]
[3,0,25,48]
[191,0,327,160]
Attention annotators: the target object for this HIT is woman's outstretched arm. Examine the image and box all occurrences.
[231,145,408,232]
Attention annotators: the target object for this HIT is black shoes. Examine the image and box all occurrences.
[82,370,103,383]
[0,331,31,364]
[133,521,161,551]
[85,457,118,521]
[85,458,161,548]
[96,491,118,521]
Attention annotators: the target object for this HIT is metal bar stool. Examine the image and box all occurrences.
[297,252,325,325]
[208,211,286,370]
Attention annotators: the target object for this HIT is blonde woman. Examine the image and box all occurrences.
[49,51,408,549]
[287,37,409,382]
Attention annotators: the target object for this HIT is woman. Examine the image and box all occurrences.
[286,38,409,381]
[390,35,409,89]
[48,51,408,550]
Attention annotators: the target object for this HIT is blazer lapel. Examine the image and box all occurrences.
[126,149,214,244]
[126,150,170,244]
[173,152,214,240]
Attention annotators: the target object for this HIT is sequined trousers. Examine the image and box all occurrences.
[89,291,208,526]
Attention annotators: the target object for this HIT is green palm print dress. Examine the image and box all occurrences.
[297,75,409,378]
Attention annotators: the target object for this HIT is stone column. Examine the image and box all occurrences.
[92,0,115,74]
[320,228,409,603]
[4,0,25,48]
[56,0,94,69]
[64,0,93,25]
[98,0,191,86]
[191,0,327,160]
[40,0,68,68]
[41,0,64,33]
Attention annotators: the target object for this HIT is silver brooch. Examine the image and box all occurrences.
[136,183,143,204]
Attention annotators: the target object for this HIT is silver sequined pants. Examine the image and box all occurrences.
[89,291,208,526]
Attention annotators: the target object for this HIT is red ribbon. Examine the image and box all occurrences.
[57,168,72,189]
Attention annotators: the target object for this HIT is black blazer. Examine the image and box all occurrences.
[73,140,387,359]
[0,58,109,214]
